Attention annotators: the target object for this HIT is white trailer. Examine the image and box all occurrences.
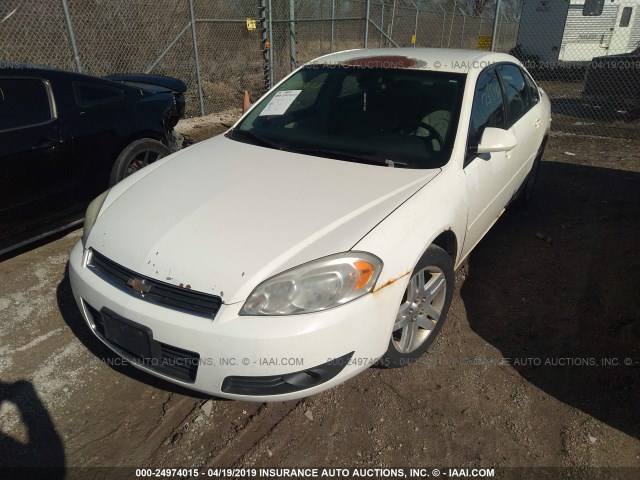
[516,0,640,64]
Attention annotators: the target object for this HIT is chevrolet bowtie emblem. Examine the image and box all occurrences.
[127,277,151,294]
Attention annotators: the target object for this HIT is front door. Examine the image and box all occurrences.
[462,67,513,256]
[0,77,71,247]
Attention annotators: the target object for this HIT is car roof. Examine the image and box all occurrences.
[0,62,139,91]
[307,48,519,74]
[1,63,90,79]
[1,63,186,96]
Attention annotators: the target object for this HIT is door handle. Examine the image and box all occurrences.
[534,118,540,128]
[33,138,62,151]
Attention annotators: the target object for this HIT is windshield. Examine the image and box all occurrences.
[230,65,465,169]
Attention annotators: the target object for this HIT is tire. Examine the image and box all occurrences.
[379,244,455,368]
[513,139,546,208]
[109,138,171,186]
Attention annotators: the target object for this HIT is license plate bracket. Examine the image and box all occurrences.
[101,308,152,359]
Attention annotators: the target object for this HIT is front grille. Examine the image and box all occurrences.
[85,302,199,383]
[158,343,199,382]
[88,249,222,318]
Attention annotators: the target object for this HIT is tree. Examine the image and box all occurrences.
[471,0,495,15]
[433,0,496,16]
[388,0,522,18]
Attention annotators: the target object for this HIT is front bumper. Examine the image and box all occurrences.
[68,241,405,401]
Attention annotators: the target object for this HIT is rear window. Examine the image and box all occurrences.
[73,82,124,108]
[523,71,540,104]
[497,64,532,125]
[0,78,54,131]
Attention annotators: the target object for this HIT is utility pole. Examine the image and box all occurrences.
[491,0,501,51]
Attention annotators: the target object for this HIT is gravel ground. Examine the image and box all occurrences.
[537,80,640,140]
[0,125,639,478]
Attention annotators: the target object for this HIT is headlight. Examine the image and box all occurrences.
[240,252,383,316]
[81,189,111,246]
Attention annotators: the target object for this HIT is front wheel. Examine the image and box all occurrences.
[379,244,454,368]
[110,138,171,186]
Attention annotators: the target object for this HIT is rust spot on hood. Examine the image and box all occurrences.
[374,270,411,293]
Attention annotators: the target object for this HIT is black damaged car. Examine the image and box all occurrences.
[0,65,188,256]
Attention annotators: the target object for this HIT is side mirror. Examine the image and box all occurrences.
[476,127,517,154]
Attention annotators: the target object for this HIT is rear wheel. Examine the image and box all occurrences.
[379,245,454,368]
[110,138,170,186]
[513,139,546,208]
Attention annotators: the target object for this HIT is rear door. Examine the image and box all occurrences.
[495,63,543,195]
[0,77,71,243]
[610,4,636,55]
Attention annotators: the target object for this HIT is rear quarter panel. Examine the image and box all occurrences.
[539,87,552,135]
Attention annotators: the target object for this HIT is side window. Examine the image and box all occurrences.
[583,0,604,16]
[73,82,124,108]
[0,78,54,131]
[523,70,540,104]
[467,68,506,152]
[497,64,531,125]
[620,7,632,27]
[338,75,360,98]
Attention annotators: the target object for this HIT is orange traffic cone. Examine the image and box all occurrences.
[243,90,251,113]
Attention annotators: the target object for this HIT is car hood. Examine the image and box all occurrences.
[88,135,440,304]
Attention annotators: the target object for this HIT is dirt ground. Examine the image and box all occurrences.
[535,80,640,140]
[1,125,639,478]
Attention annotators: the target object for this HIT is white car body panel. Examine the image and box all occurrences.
[86,135,439,304]
[354,162,468,295]
[70,48,551,401]
[69,241,407,402]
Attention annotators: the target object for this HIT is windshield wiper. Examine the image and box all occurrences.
[229,132,413,167]
[228,129,284,150]
[284,145,391,166]
[384,159,410,168]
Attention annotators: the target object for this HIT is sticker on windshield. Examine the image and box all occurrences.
[259,90,302,116]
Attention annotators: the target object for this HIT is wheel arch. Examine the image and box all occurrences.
[109,136,171,186]
[354,166,467,297]
[430,229,458,267]
[540,133,549,152]
[117,129,167,155]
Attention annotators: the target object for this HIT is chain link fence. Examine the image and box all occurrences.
[513,0,640,138]
[1,0,638,138]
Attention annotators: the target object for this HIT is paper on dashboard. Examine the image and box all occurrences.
[259,90,302,116]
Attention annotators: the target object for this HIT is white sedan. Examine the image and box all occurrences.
[69,48,551,401]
